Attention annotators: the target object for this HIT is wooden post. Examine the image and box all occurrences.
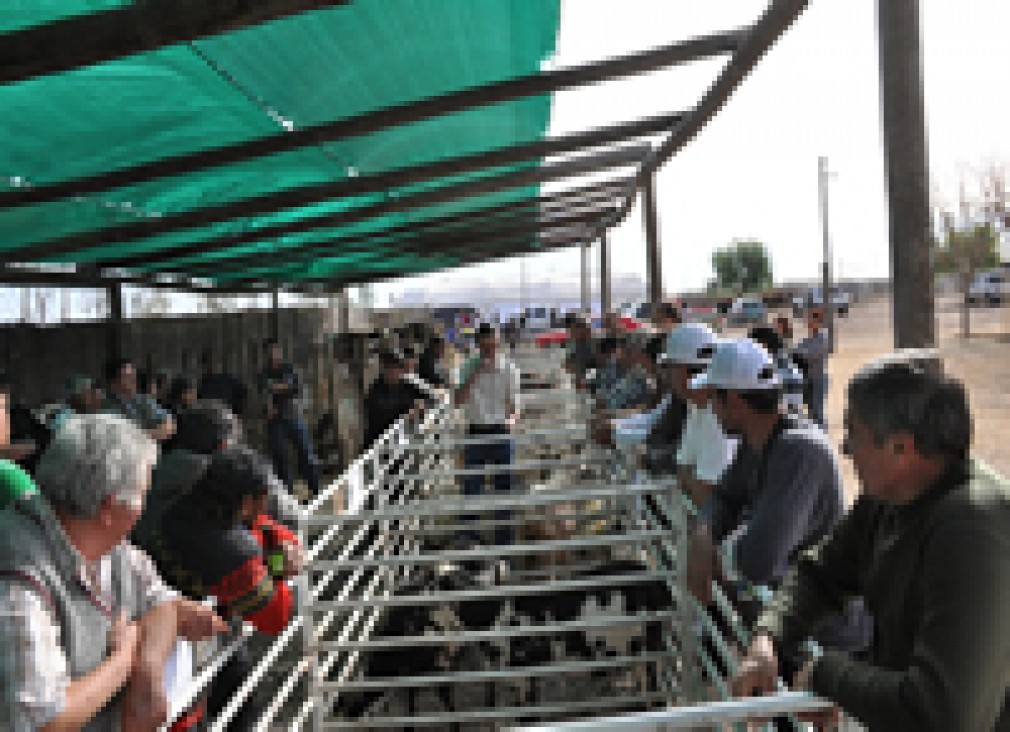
[106,283,123,361]
[878,0,935,349]
[270,287,280,341]
[600,231,612,314]
[580,242,591,313]
[642,176,663,312]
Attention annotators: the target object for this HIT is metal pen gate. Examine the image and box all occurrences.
[163,345,845,731]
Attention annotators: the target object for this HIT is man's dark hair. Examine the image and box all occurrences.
[0,371,11,395]
[104,357,133,383]
[169,374,195,405]
[847,353,972,462]
[195,445,273,523]
[597,336,620,356]
[263,337,279,351]
[476,323,497,341]
[737,388,782,415]
[645,334,665,363]
[655,302,681,323]
[174,399,239,454]
[748,326,783,355]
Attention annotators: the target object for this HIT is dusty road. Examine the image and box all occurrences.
[774,294,1010,500]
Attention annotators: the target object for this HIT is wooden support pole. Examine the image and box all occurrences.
[600,231,612,315]
[580,243,591,313]
[106,283,123,362]
[270,288,280,341]
[878,0,935,349]
[642,177,664,312]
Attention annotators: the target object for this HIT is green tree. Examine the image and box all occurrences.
[711,239,773,293]
[934,223,998,275]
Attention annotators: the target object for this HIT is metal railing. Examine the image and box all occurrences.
[164,344,847,731]
[160,395,455,731]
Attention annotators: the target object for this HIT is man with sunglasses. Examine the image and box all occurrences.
[686,338,869,669]
[735,354,1010,731]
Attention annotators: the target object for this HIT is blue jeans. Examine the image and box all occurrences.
[267,415,320,496]
[461,430,515,545]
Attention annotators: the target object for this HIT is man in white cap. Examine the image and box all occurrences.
[686,338,869,673]
[662,324,737,509]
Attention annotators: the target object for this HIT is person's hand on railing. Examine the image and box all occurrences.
[176,599,228,641]
[733,633,780,698]
[281,540,306,577]
[790,653,842,730]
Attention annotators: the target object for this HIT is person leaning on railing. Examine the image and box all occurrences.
[139,444,304,731]
[685,339,870,674]
[736,353,1010,732]
[0,413,226,732]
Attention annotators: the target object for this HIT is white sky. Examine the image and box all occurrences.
[379,0,1010,304]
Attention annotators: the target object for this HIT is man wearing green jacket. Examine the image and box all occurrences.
[734,352,1010,731]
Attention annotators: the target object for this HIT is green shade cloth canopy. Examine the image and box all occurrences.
[0,0,562,284]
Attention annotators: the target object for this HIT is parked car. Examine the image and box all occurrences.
[792,286,851,317]
[966,270,1010,306]
[727,297,768,326]
[523,306,552,332]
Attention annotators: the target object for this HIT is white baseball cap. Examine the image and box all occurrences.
[689,337,782,391]
[658,323,718,365]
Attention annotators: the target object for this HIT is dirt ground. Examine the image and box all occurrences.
[773,294,1010,501]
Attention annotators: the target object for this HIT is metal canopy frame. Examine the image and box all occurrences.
[0,0,811,293]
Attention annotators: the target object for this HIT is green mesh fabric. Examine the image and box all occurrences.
[0,1,130,33]
[0,0,561,283]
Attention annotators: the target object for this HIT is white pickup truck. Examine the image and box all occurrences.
[966,269,1010,306]
[792,286,851,317]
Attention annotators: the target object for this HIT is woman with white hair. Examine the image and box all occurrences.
[0,413,225,731]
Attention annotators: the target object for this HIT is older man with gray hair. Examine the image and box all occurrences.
[0,413,226,731]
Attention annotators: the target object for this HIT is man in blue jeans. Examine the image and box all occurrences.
[259,338,320,498]
[454,323,521,546]
[795,307,830,429]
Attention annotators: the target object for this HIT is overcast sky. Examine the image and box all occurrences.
[379,0,1010,305]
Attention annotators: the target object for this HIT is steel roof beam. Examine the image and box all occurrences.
[164,206,618,280]
[283,228,608,290]
[0,112,682,269]
[123,178,633,272]
[0,30,740,207]
[0,1,350,85]
[150,191,627,277]
[83,143,649,270]
[228,227,603,288]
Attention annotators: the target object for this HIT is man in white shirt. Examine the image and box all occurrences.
[454,323,521,545]
[657,323,737,509]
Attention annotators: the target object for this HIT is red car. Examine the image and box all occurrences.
[534,315,645,348]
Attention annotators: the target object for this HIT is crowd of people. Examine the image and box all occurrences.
[0,302,1007,731]
[576,304,1009,730]
[0,343,313,731]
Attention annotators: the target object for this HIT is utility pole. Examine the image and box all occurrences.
[818,156,835,351]
[878,0,935,349]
